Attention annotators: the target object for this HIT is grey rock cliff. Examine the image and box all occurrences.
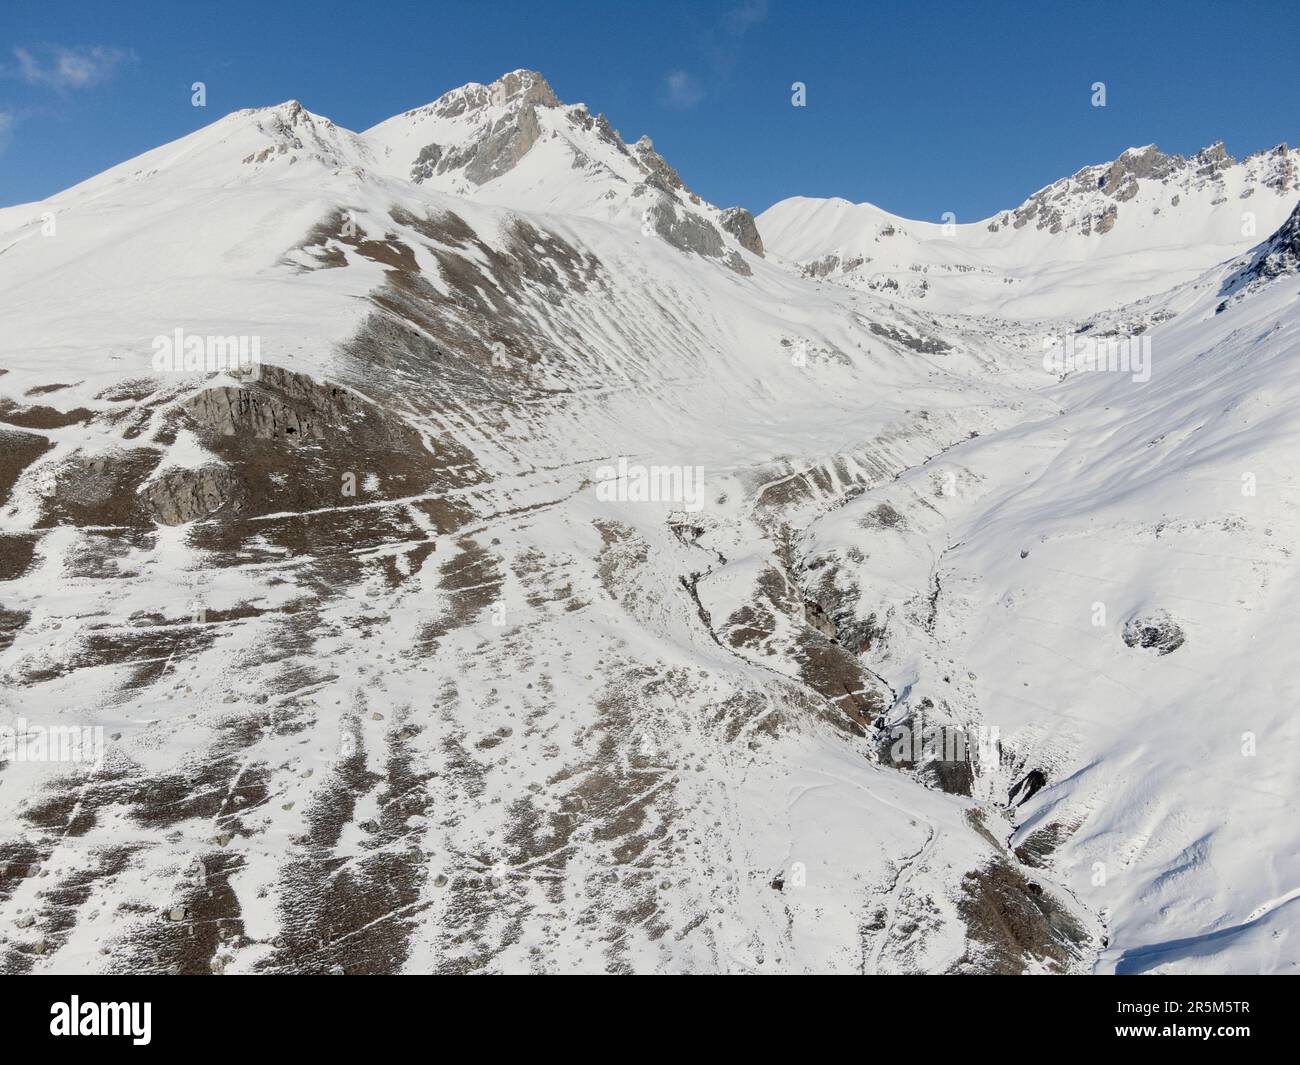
[140,465,242,525]
[720,207,765,257]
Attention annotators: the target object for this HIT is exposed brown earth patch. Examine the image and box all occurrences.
[0,533,39,581]
[34,449,162,529]
[0,399,95,430]
[109,849,245,975]
[949,859,1089,974]
[0,428,52,507]
[261,713,428,974]
[1014,821,1077,868]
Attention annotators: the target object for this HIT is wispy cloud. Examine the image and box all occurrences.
[662,1,768,109]
[663,69,705,110]
[0,110,12,156]
[724,0,769,34]
[11,45,133,89]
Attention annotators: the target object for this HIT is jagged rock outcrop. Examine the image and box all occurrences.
[1215,198,1300,312]
[800,253,866,279]
[720,207,764,257]
[642,194,722,257]
[239,100,373,174]
[183,365,356,441]
[869,321,952,354]
[407,70,560,186]
[1252,142,1297,192]
[140,465,243,525]
[984,142,1300,237]
[1242,198,1300,281]
[566,105,621,145]
[1122,609,1185,655]
[633,136,686,193]
[437,68,559,119]
[803,598,836,639]
[639,195,753,277]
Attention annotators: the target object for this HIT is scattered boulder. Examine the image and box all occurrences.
[1122,610,1185,655]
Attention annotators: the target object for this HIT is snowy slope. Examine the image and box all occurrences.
[0,70,1295,976]
[800,230,1300,973]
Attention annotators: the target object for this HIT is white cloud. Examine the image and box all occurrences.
[665,1,766,107]
[12,45,132,89]
[663,69,705,110]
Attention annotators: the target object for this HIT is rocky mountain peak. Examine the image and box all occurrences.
[420,69,560,121]
[1244,142,1297,192]
[632,134,687,193]
[359,72,765,273]
[983,139,1300,238]
[236,99,372,174]
[389,70,564,187]
[489,69,560,110]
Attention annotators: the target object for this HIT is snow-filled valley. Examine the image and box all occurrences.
[0,69,1296,974]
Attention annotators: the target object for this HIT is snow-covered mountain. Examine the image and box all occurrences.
[760,141,1300,318]
[366,69,764,270]
[0,70,1295,975]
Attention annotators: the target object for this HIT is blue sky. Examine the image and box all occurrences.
[2,0,1297,219]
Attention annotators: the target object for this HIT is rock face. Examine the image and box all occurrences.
[639,195,753,277]
[1215,198,1300,312]
[409,142,443,183]
[1122,610,1185,655]
[238,100,374,174]
[407,70,560,187]
[803,598,837,639]
[633,136,687,193]
[983,142,1300,237]
[140,465,242,525]
[183,365,356,441]
[370,72,766,285]
[1255,142,1298,192]
[720,207,765,257]
[800,253,865,279]
[1245,199,1300,281]
[643,195,723,258]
